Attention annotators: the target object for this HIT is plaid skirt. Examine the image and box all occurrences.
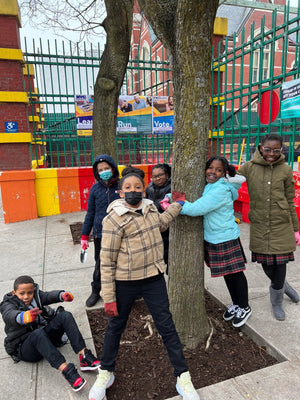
[252,252,294,266]
[204,238,246,278]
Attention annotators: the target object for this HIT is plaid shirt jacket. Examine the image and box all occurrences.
[100,199,181,303]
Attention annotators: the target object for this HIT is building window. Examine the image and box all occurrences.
[252,42,270,82]
[141,42,151,90]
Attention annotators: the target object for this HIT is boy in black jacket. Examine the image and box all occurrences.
[0,275,100,392]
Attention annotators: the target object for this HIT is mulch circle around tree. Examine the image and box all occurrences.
[70,222,278,400]
[87,295,278,400]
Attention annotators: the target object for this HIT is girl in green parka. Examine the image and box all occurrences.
[237,134,300,321]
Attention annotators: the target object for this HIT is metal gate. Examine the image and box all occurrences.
[23,38,173,168]
[210,4,300,167]
[23,5,300,168]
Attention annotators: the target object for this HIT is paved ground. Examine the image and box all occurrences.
[0,195,300,400]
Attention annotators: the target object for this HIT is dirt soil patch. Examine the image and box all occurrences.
[69,222,93,244]
[87,295,278,400]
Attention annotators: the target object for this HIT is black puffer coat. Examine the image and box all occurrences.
[146,177,171,265]
[0,284,63,356]
[146,177,171,213]
[81,154,120,238]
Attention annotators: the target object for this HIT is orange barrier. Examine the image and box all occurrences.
[0,170,37,223]
[57,168,81,214]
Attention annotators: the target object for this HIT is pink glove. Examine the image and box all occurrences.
[160,196,170,211]
[81,235,89,250]
[62,291,74,302]
[295,232,300,245]
[104,302,119,317]
[20,308,42,324]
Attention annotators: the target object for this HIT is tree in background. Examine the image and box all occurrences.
[139,0,219,348]
[92,0,133,160]
[20,0,106,43]
[21,0,220,348]
[20,0,133,161]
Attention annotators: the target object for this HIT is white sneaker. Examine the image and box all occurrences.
[89,369,115,400]
[176,371,200,400]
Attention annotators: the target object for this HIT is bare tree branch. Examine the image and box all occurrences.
[20,0,106,44]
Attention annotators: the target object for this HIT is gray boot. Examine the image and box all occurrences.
[284,281,299,303]
[269,286,285,321]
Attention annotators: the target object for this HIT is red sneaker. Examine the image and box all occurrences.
[62,363,87,391]
[80,348,101,371]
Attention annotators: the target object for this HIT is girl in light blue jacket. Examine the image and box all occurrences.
[180,156,251,328]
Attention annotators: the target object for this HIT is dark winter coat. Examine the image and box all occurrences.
[0,284,63,356]
[146,177,172,263]
[146,177,171,213]
[237,148,298,254]
[81,154,120,238]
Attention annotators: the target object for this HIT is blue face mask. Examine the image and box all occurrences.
[99,170,113,181]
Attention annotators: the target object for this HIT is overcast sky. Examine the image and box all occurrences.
[19,0,300,51]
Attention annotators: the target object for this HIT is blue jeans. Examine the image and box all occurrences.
[101,275,188,377]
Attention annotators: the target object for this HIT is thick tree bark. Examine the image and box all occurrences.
[138,0,219,349]
[92,0,133,160]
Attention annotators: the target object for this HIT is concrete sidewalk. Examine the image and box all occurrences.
[0,201,300,399]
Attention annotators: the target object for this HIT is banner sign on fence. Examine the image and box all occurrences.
[117,95,174,135]
[281,79,300,119]
[75,94,174,135]
[75,95,94,136]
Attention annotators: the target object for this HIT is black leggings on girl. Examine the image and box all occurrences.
[223,271,249,309]
[261,263,286,290]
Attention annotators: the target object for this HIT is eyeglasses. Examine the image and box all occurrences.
[261,147,282,155]
[152,173,166,180]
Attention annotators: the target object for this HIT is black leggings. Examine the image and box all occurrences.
[91,237,102,291]
[223,271,249,309]
[261,262,286,290]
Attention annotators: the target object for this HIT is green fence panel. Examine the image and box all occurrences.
[23,5,300,168]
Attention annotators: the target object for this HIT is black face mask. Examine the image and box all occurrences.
[124,191,143,206]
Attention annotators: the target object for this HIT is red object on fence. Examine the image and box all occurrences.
[257,90,280,125]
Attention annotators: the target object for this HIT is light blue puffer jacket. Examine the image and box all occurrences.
[180,177,242,244]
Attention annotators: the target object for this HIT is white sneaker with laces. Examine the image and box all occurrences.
[176,371,200,400]
[89,369,115,400]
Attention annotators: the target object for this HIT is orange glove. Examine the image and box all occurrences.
[104,302,119,317]
[172,190,186,202]
[62,292,74,302]
[20,308,42,324]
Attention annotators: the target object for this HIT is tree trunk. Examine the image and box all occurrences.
[138,0,219,349]
[92,0,133,160]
